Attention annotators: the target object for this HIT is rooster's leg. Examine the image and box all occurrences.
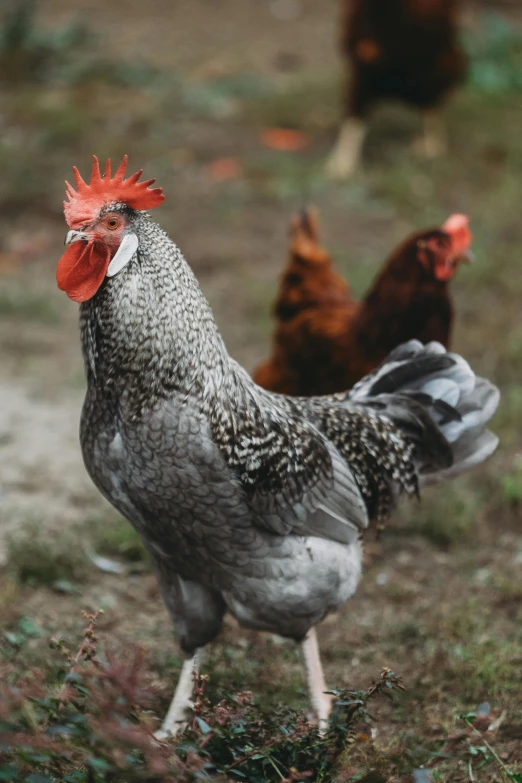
[155,649,203,739]
[301,627,334,732]
[412,110,447,158]
[326,117,366,179]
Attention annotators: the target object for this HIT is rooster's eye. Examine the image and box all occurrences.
[106,217,120,230]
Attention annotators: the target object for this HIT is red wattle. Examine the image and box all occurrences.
[56,241,111,303]
[433,264,456,283]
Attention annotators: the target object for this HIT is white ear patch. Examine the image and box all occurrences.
[106,233,139,277]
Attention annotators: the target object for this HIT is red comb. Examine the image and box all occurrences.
[63,155,165,229]
[442,213,472,255]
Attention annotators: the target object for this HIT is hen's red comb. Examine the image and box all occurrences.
[63,155,165,229]
[442,213,471,255]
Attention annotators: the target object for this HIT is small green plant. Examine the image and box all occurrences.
[3,614,44,649]
[0,612,407,782]
[174,667,405,782]
[398,707,522,781]
[460,711,522,783]
[0,610,194,782]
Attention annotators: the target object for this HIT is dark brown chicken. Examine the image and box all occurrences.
[327,0,467,178]
[254,209,472,396]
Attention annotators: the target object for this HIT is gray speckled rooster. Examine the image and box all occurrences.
[57,156,499,738]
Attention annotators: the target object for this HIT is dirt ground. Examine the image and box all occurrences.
[1,0,522,780]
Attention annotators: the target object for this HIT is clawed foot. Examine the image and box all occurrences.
[154,723,186,741]
[307,692,336,735]
[154,707,192,741]
[154,690,195,741]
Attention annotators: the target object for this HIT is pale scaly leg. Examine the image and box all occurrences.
[412,110,447,158]
[301,627,334,732]
[155,649,203,739]
[325,117,366,180]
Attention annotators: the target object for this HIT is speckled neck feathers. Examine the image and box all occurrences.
[80,214,234,412]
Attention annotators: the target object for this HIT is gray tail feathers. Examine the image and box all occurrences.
[348,340,500,485]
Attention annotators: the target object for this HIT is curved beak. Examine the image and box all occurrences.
[64,229,89,246]
[454,249,475,265]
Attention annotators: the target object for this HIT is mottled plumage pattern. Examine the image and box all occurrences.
[77,207,499,655]
[208,397,333,501]
[309,405,417,520]
[276,394,417,520]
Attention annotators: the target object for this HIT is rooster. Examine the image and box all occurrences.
[327,0,467,178]
[57,156,499,737]
[254,209,471,397]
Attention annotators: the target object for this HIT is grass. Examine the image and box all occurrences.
[399,483,483,547]
[0,1,162,214]
[501,462,522,505]
[87,513,149,565]
[242,68,340,130]
[0,612,427,783]
[203,638,306,710]
[7,520,88,587]
[0,0,159,88]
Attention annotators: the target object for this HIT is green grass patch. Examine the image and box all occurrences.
[87,512,148,564]
[242,69,340,131]
[0,611,411,783]
[450,638,521,699]
[401,481,481,547]
[204,639,305,710]
[0,0,159,88]
[7,520,88,586]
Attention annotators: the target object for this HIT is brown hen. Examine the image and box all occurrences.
[327,0,467,178]
[254,209,472,397]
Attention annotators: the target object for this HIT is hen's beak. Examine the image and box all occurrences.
[455,249,475,265]
[64,230,89,246]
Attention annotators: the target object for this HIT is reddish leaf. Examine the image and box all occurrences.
[260,128,309,152]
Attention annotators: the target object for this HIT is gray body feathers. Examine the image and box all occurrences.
[79,211,499,655]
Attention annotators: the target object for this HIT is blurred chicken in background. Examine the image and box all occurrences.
[327,0,467,179]
[254,209,472,396]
